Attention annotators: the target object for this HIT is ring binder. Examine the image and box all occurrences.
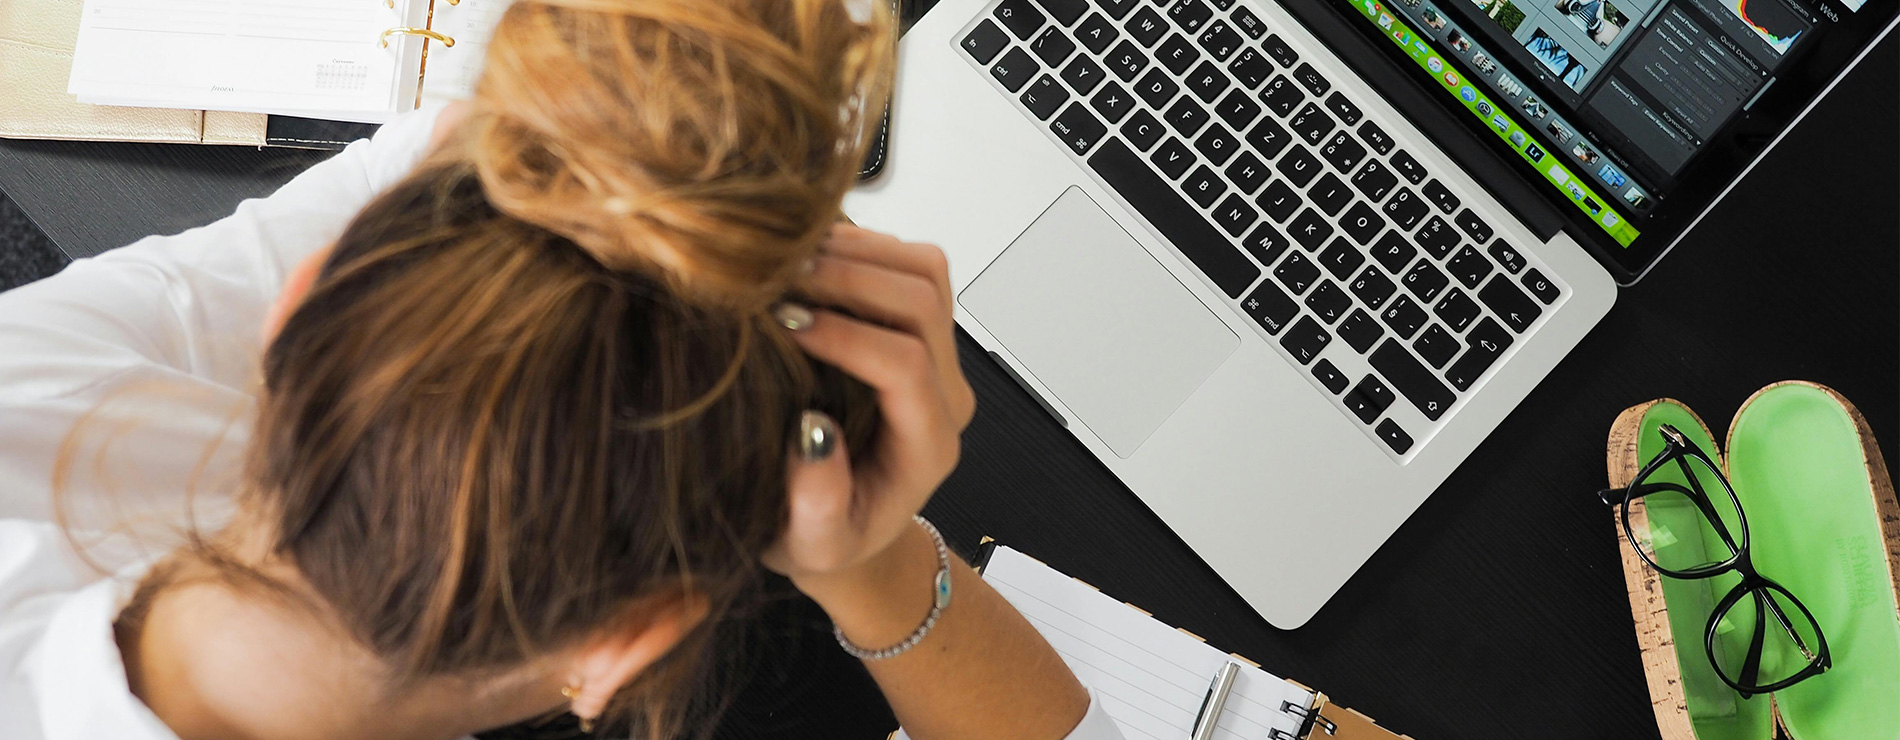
[1281,700,1340,737]
[379,27,455,48]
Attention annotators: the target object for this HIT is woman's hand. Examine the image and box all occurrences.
[763,224,975,595]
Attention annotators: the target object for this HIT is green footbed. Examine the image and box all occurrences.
[1637,388,1900,740]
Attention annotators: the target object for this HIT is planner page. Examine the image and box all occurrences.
[417,0,515,107]
[951,546,1316,740]
[68,0,427,122]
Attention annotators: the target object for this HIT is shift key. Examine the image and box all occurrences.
[1370,340,1454,420]
[1089,137,1262,297]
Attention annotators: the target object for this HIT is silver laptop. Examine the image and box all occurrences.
[844,0,1898,627]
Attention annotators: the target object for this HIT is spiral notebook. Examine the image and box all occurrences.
[66,0,515,124]
[927,542,1413,740]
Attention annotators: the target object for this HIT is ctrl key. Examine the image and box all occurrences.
[1375,419,1413,454]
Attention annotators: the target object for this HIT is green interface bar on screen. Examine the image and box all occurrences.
[1346,0,1642,247]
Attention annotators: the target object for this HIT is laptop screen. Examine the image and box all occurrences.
[1332,0,1896,277]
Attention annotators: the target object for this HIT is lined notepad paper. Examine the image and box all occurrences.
[980,546,1313,740]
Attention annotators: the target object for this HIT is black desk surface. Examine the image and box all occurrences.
[0,11,1894,740]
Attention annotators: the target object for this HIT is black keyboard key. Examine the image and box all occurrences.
[1035,0,1090,25]
[1232,5,1268,38]
[1063,54,1109,96]
[1228,48,1274,90]
[1445,244,1493,288]
[1380,294,1427,338]
[1167,0,1214,34]
[1088,138,1261,296]
[1288,102,1334,146]
[1357,121,1393,155]
[1182,165,1226,207]
[1446,318,1512,391]
[1150,136,1194,178]
[1401,259,1449,302]
[1348,266,1395,309]
[1375,419,1414,454]
[1383,187,1428,231]
[1478,274,1541,333]
[1213,89,1262,131]
[1224,151,1271,194]
[1197,20,1243,60]
[1093,0,1142,21]
[1309,173,1353,215]
[1156,34,1199,74]
[1211,193,1258,236]
[1122,109,1166,150]
[1193,123,1240,165]
[1344,374,1394,423]
[992,48,1041,92]
[1260,34,1298,67]
[1256,180,1301,222]
[1050,103,1108,155]
[1489,240,1526,274]
[1210,0,1235,10]
[962,19,1011,64]
[1415,216,1459,258]
[1163,97,1211,137]
[1279,316,1332,365]
[1089,79,1136,122]
[1030,26,1078,66]
[1286,208,1333,251]
[1323,92,1361,125]
[1243,279,1300,334]
[1317,237,1365,280]
[996,0,1048,39]
[1125,6,1169,45]
[1133,68,1179,108]
[1454,208,1494,243]
[1020,75,1070,120]
[1351,159,1398,202]
[1319,131,1366,173]
[1185,61,1231,103]
[1312,359,1349,394]
[1422,179,1459,214]
[1245,115,1291,159]
[1106,40,1151,81]
[1306,280,1351,324]
[1074,13,1119,52]
[1522,268,1561,304]
[1259,75,1304,117]
[1292,62,1330,95]
[1413,324,1457,368]
[1240,222,1291,266]
[1389,149,1427,184]
[1339,203,1385,245]
[1337,308,1383,353]
[1432,288,1479,332]
[1275,144,1321,187]
[1273,250,1321,294]
[1371,340,1454,420]
[1371,230,1417,274]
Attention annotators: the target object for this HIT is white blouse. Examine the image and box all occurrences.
[0,105,1124,740]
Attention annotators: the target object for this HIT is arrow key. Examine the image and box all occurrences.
[1375,419,1414,454]
[1344,374,1395,424]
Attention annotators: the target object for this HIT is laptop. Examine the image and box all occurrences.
[843,0,1898,627]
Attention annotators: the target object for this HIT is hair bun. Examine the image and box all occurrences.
[460,0,894,310]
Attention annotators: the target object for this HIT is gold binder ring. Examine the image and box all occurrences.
[379,27,455,48]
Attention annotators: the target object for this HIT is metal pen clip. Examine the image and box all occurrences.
[1190,662,1240,740]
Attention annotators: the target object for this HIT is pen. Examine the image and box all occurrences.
[1189,661,1240,740]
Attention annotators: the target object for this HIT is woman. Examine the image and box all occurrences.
[0,1,1126,739]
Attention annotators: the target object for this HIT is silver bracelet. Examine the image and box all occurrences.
[833,515,953,661]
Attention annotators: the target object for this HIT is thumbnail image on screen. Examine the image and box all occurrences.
[1554,0,1631,47]
[1525,29,1588,89]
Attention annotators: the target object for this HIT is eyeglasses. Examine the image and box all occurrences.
[1597,424,1830,699]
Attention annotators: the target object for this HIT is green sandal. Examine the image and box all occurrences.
[1605,383,1900,740]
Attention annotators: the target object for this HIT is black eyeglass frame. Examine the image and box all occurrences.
[1596,424,1832,699]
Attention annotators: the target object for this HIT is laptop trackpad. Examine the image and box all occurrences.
[960,187,1239,458]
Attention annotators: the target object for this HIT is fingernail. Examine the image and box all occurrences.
[774,303,815,331]
[799,257,818,275]
[799,410,839,462]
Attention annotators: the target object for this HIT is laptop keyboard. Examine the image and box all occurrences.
[958,0,1567,459]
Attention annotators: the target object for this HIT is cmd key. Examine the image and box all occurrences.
[1088,138,1261,297]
